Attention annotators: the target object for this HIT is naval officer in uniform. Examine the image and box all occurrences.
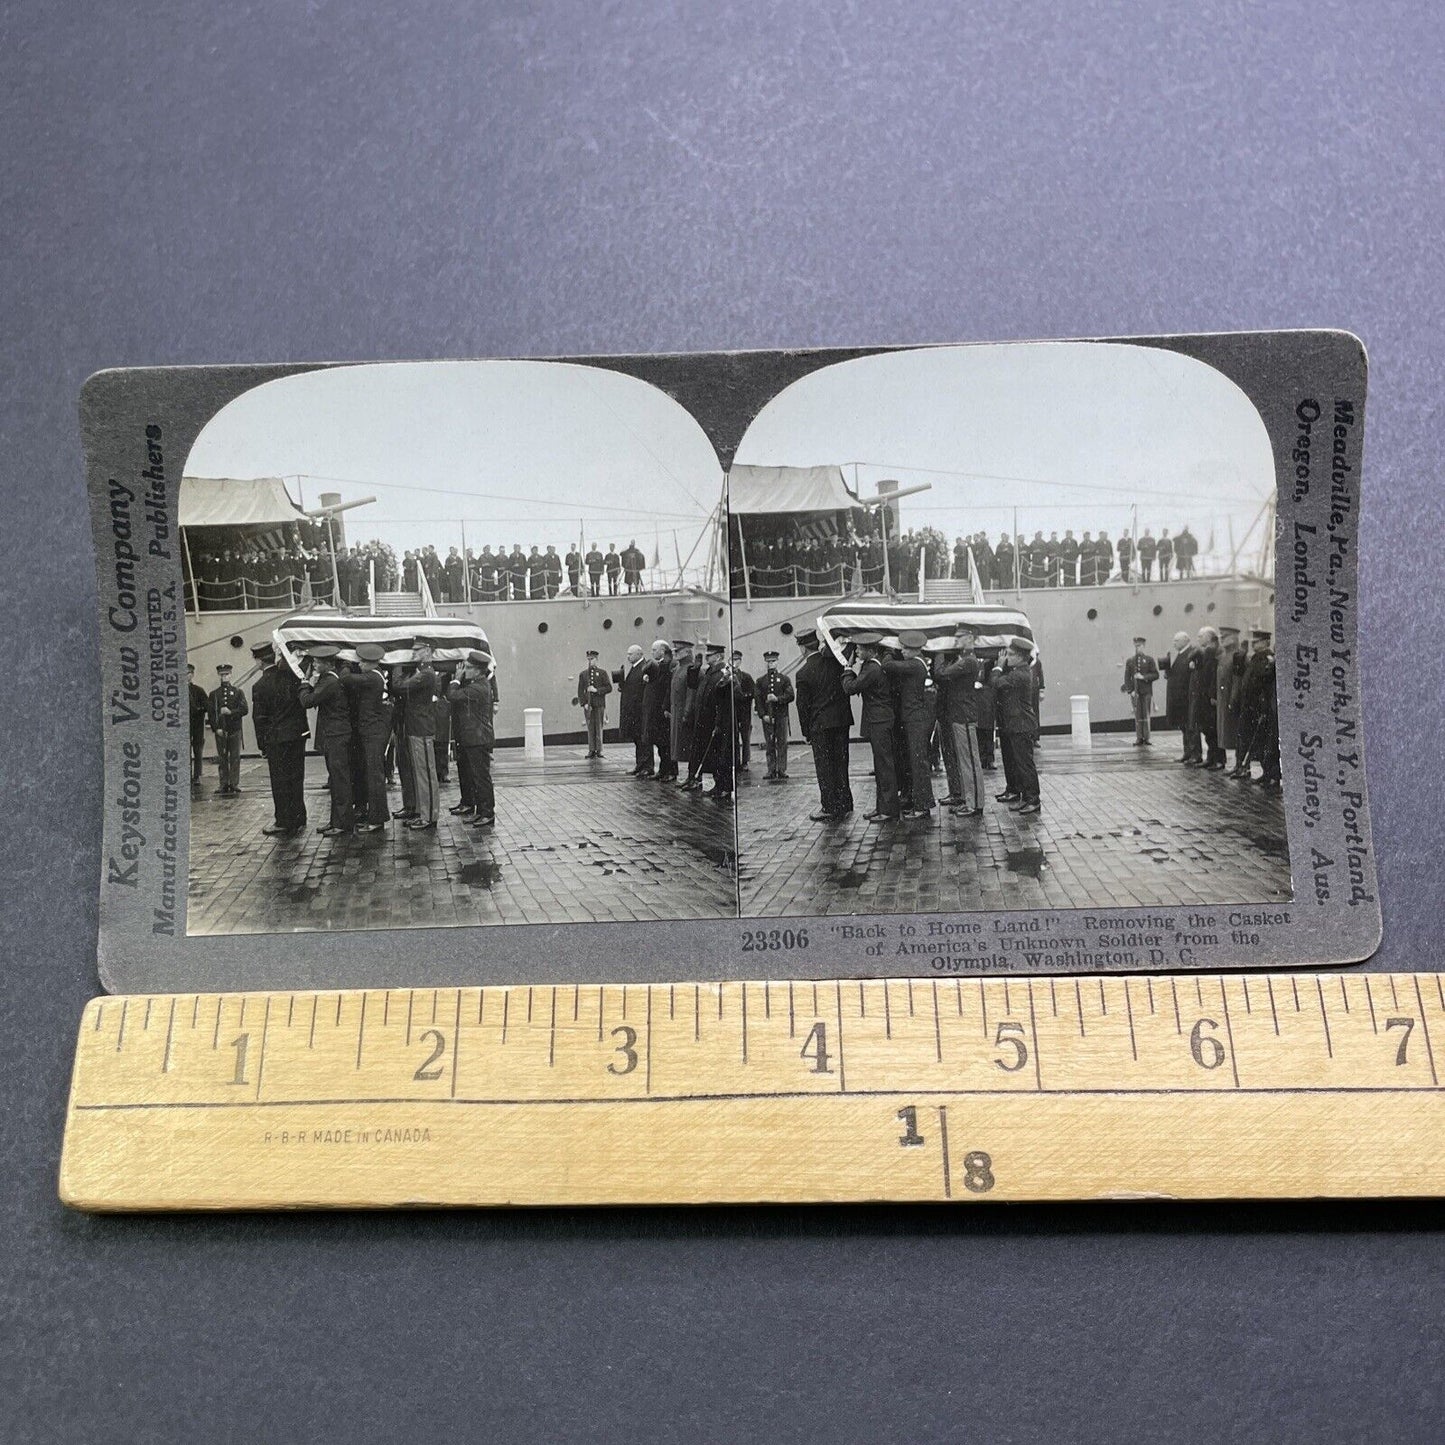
[297,644,354,836]
[345,641,394,831]
[794,629,854,821]
[841,633,898,821]
[207,661,249,796]
[575,648,612,757]
[250,640,309,836]
[756,648,793,781]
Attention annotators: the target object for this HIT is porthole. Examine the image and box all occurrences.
[1184,603,1194,614]
[602,617,614,630]
[537,622,549,634]
[780,622,794,636]
[1152,605,1163,617]
[1086,608,1098,621]
[229,635,245,648]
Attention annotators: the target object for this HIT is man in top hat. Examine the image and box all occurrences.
[880,630,936,819]
[755,648,794,782]
[641,640,676,780]
[187,662,208,785]
[730,649,755,773]
[297,645,354,835]
[991,636,1042,814]
[794,629,855,821]
[207,660,249,796]
[251,640,309,835]
[1216,625,1246,770]
[448,650,497,826]
[575,647,612,758]
[686,642,728,797]
[1122,635,1160,745]
[344,642,393,831]
[842,633,899,821]
[613,643,649,775]
[936,625,987,816]
[1186,627,1223,769]
[1162,630,1194,759]
[669,640,698,773]
[1233,630,1277,783]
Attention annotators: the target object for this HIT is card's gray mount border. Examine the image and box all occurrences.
[83,331,1379,994]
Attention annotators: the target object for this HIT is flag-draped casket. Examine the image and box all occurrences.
[272,613,491,676]
[814,601,1036,662]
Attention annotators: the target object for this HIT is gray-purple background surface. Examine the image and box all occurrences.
[3,4,1442,1441]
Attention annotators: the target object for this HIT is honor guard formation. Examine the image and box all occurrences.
[230,637,501,839]
[206,633,750,845]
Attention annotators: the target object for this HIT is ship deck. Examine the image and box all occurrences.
[186,729,1289,937]
[735,733,1289,920]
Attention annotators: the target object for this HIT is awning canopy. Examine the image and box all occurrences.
[180,476,303,529]
[727,464,864,515]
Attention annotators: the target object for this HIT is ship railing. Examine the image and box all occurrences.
[187,573,335,612]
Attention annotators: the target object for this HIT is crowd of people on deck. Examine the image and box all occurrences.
[731,518,1204,597]
[185,529,665,611]
[1122,626,1281,789]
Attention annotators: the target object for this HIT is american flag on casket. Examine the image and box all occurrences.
[272,612,491,676]
[814,601,1036,661]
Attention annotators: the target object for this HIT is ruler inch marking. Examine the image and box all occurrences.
[645,985,654,1095]
[741,983,748,1064]
[453,990,464,1097]
[1412,976,1440,1086]
[1026,979,1044,1092]
[1123,978,1138,1063]
[161,999,175,1074]
[937,1104,953,1199]
[834,981,847,1093]
[254,996,271,1100]
[548,987,557,1069]
[1219,976,1241,1089]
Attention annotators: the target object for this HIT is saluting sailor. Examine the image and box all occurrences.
[297,644,354,836]
[345,641,393,832]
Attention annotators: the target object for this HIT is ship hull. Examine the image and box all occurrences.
[184,575,1269,743]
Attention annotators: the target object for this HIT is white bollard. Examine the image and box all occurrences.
[524,707,545,762]
[1070,694,1092,750]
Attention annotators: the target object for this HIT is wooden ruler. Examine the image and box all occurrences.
[59,973,1445,1209]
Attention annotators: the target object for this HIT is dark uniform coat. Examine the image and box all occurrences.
[612,658,647,742]
[841,657,893,729]
[641,656,673,745]
[990,662,1040,738]
[794,649,853,741]
[755,666,794,725]
[935,655,982,725]
[448,675,495,748]
[297,668,350,742]
[1163,646,1194,728]
[251,665,308,751]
